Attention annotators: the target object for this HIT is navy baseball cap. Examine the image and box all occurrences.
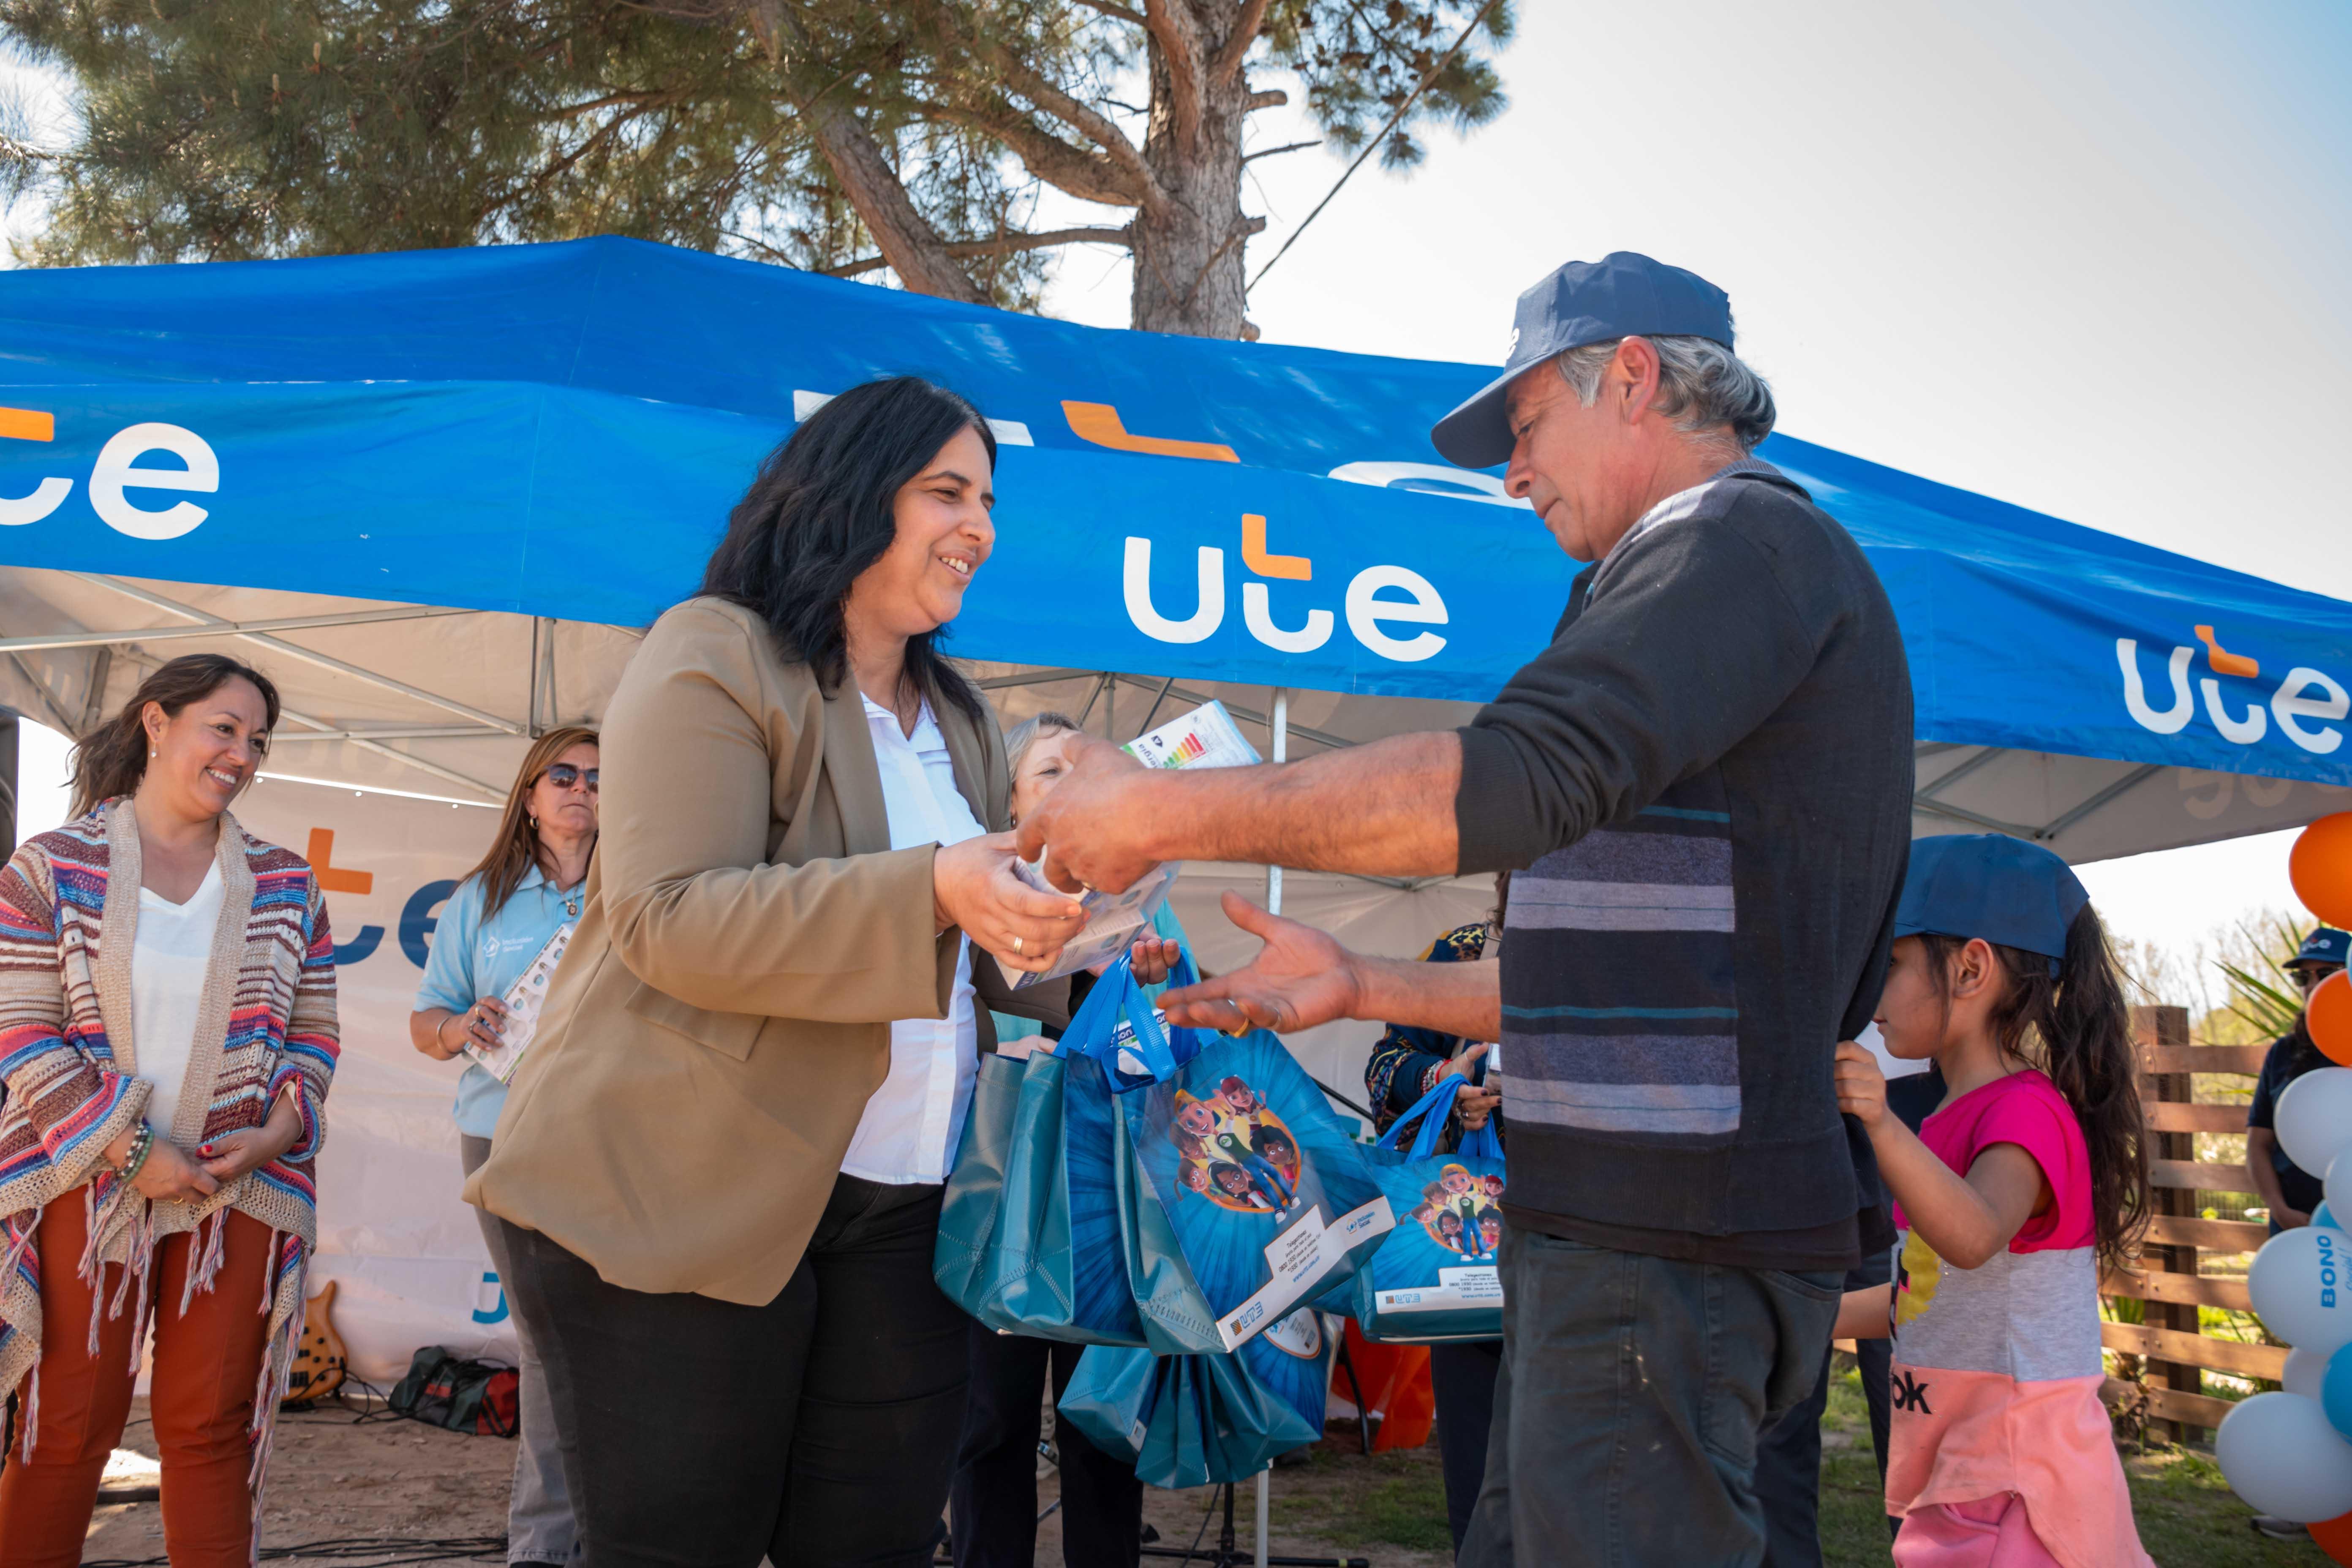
[2292,928,2351,971]
[1894,835,2089,975]
[1429,251,1737,470]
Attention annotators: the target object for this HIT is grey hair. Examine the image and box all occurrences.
[1005,709,1084,777]
[1554,335,1776,452]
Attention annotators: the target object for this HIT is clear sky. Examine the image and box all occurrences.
[5,1,2346,984]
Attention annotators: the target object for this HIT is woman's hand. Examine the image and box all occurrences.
[1129,935,1182,986]
[935,833,1086,974]
[418,998,508,1062]
[198,1093,305,1184]
[130,1138,219,1203]
[1437,1043,1500,1130]
[1833,1040,1887,1133]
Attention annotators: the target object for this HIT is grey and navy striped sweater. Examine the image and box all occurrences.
[1455,460,1913,1269]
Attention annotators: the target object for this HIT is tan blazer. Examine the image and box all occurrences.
[464,596,1064,1305]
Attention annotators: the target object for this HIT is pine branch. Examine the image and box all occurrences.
[933,102,1145,207]
[1242,138,1318,163]
[801,93,988,303]
[1211,0,1274,87]
[1142,0,1209,147]
[823,223,1132,278]
[1069,0,1149,20]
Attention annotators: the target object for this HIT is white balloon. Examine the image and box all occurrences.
[2217,1393,2352,1522]
[2277,1068,2352,1178]
[2251,1227,2352,1353]
[2329,1154,2352,1226]
[2287,1345,2332,1400]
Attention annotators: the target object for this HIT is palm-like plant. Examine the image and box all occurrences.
[2215,915,2314,1042]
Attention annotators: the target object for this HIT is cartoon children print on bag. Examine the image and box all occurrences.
[1169,1076,1304,1215]
[1404,1163,1505,1262]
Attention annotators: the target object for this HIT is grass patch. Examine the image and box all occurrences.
[1279,1443,1455,1552]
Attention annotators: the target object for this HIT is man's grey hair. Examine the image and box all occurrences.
[1554,335,1777,452]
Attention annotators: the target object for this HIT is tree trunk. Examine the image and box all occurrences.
[1128,12,1256,339]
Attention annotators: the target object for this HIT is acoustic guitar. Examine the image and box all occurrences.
[282,1279,348,1407]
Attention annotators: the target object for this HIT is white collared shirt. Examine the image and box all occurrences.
[838,693,988,1185]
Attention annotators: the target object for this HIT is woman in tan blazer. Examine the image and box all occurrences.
[466,377,1086,1568]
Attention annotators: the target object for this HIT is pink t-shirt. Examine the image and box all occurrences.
[1892,1068,2093,1252]
[1883,1068,2151,1568]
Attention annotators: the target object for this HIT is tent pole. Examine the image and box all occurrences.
[1259,686,1288,1568]
[1265,689,1288,917]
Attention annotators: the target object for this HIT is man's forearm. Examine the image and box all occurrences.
[1138,731,1462,878]
[1350,953,1501,1042]
[2248,1130,2290,1214]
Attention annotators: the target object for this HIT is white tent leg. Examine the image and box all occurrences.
[1258,686,1288,1568]
[1266,688,1288,917]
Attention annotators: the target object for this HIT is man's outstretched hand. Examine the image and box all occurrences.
[1013,735,1163,893]
[1157,891,1366,1035]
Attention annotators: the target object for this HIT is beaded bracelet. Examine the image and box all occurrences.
[117,1123,155,1184]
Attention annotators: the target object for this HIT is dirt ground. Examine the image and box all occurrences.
[80,1398,1453,1568]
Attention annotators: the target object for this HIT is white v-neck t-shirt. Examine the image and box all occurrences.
[132,858,226,1138]
[838,695,989,1186]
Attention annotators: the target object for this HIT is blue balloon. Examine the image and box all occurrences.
[2319,1201,2341,1230]
[2324,1342,2352,1440]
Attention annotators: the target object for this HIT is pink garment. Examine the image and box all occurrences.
[1891,1069,2093,1250]
[1883,1069,2152,1568]
[1893,1495,2062,1568]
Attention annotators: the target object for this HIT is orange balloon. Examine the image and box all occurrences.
[2311,1508,2352,1566]
[2294,814,2352,929]
[2317,972,2352,1068]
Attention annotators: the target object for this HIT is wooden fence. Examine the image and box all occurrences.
[2097,1004,2279,1443]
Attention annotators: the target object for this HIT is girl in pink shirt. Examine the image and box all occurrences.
[1832,835,2154,1568]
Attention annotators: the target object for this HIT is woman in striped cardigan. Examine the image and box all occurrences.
[0,653,338,1568]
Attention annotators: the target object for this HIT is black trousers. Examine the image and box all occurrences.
[1428,1339,1503,1556]
[1756,1254,1897,1568]
[500,1174,971,1568]
[949,1322,1143,1568]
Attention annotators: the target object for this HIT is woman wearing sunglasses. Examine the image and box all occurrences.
[408,726,599,1568]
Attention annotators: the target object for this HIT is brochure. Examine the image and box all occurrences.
[463,923,574,1084]
[1121,699,1263,770]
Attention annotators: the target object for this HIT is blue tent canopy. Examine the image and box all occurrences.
[1,237,2347,853]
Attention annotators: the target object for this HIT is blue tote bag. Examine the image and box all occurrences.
[932,1050,1026,1314]
[1349,1078,1507,1342]
[1058,1306,1331,1488]
[1109,1018,1393,1355]
[964,968,1150,1344]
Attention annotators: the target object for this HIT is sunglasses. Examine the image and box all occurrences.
[541,763,599,793]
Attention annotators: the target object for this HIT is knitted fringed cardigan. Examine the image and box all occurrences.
[0,800,338,1538]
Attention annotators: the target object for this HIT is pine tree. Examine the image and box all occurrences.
[0,0,1513,338]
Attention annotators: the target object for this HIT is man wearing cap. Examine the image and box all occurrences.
[1018,253,1915,1564]
[2246,927,2352,1234]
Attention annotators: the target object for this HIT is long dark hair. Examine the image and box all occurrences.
[69,654,282,818]
[1919,904,2152,1271]
[464,726,600,920]
[700,376,991,724]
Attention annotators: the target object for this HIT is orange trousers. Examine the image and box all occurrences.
[0,1193,274,1568]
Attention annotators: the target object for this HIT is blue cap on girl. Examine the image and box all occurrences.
[1893,834,2088,974]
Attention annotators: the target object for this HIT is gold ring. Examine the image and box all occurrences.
[1013,936,1024,954]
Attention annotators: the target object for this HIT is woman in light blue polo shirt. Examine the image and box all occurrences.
[408,725,598,1568]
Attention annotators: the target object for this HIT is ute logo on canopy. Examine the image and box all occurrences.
[2118,627,2348,755]
[1061,399,1453,664]
[0,405,220,540]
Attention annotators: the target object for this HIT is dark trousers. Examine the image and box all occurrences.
[950,1322,1143,1568]
[1429,1339,1503,1557]
[1756,1253,1898,1567]
[1457,1229,1843,1568]
[499,1174,971,1568]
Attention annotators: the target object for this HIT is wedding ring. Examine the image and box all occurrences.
[1013,936,1024,954]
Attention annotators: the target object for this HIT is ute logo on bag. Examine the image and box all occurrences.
[2118,626,2347,757]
